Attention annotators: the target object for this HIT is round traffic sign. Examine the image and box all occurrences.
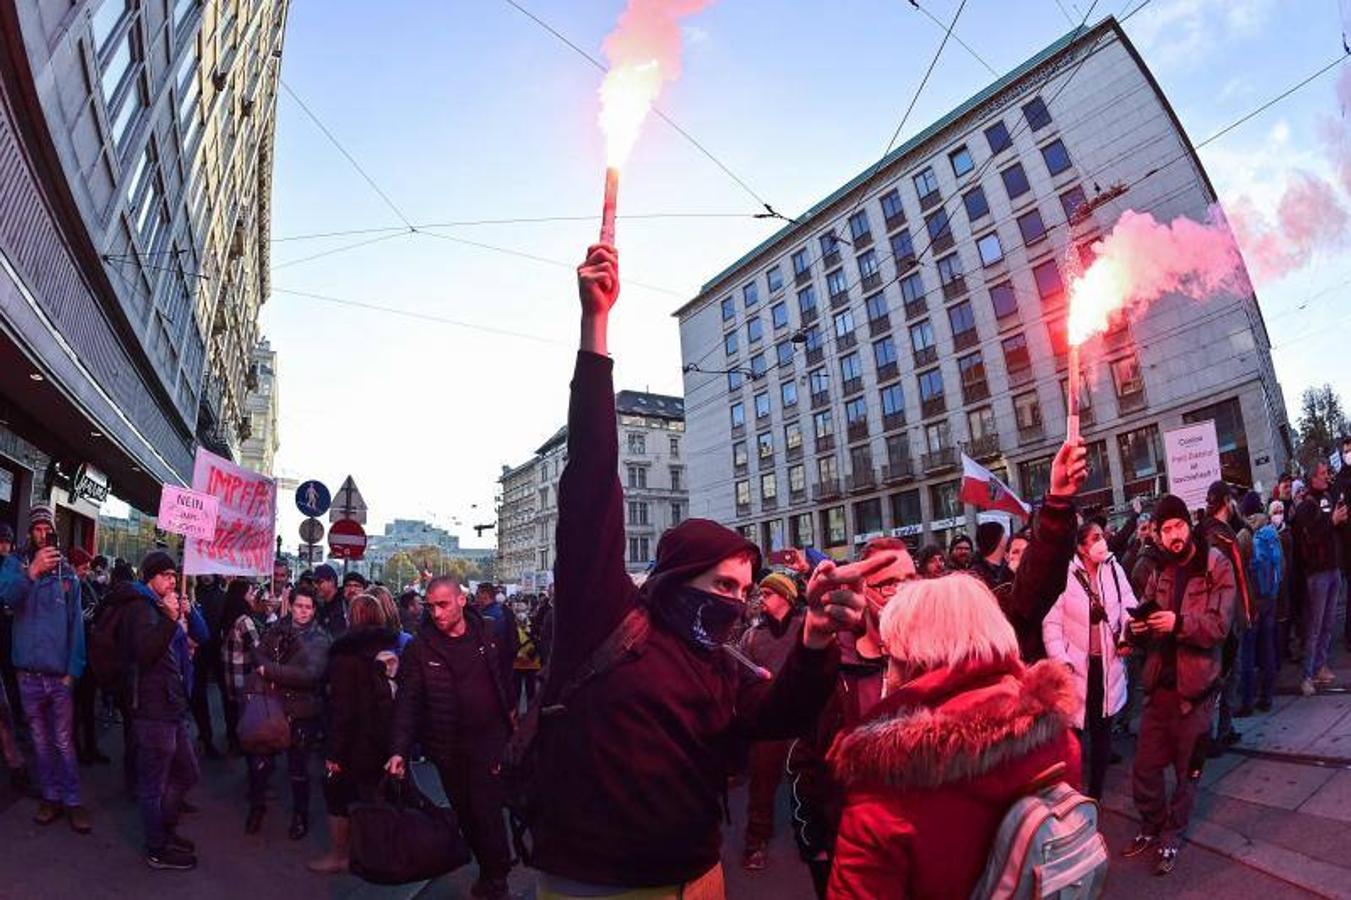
[296,480,331,518]
[328,518,367,561]
[299,517,324,544]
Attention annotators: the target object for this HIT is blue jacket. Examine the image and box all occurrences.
[0,552,86,678]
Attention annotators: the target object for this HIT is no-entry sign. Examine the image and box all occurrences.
[328,518,368,560]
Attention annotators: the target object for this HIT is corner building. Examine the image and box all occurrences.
[675,18,1290,558]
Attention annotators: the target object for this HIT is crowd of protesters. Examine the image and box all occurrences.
[0,243,1347,898]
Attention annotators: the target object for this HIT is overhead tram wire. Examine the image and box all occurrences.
[912,1,998,77]
[273,230,416,270]
[270,212,761,244]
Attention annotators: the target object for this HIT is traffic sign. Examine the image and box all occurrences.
[329,475,367,524]
[328,519,368,560]
[296,480,331,517]
[299,517,325,544]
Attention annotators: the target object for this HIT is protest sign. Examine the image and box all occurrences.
[183,448,276,577]
[157,485,219,542]
[1164,420,1221,512]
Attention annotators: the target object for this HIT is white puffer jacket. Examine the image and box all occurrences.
[1042,555,1137,728]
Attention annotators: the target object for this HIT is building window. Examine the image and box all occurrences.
[776,340,794,368]
[925,207,952,250]
[900,271,925,306]
[767,265,784,294]
[792,248,811,277]
[781,379,798,408]
[1017,208,1048,246]
[627,537,651,563]
[761,472,778,503]
[733,441,749,468]
[910,319,936,361]
[840,352,862,388]
[730,403,745,429]
[809,367,830,398]
[1001,163,1030,201]
[1041,139,1071,176]
[627,466,647,489]
[1023,96,1052,131]
[826,268,848,299]
[963,186,989,222]
[855,498,884,535]
[1020,456,1052,499]
[754,391,771,419]
[865,291,887,324]
[747,317,763,344]
[1183,398,1250,485]
[820,232,840,259]
[848,210,872,243]
[845,396,867,427]
[890,229,915,267]
[1082,440,1112,498]
[881,383,905,418]
[1111,355,1145,409]
[744,281,759,308]
[937,253,964,290]
[990,281,1017,319]
[949,145,974,177]
[813,410,834,440]
[721,296,735,321]
[918,368,945,406]
[968,405,997,441]
[791,512,815,547]
[1117,424,1165,487]
[880,189,905,226]
[834,309,855,341]
[175,49,201,152]
[627,500,650,526]
[1032,259,1064,303]
[959,352,988,401]
[818,455,839,484]
[985,120,1013,154]
[736,480,751,508]
[976,232,1003,266]
[670,467,683,491]
[771,302,789,330]
[785,421,803,451]
[789,464,806,495]
[948,300,977,345]
[1060,185,1089,223]
[892,489,922,528]
[824,506,848,546]
[798,286,818,318]
[1014,390,1042,432]
[670,436,680,457]
[724,331,738,356]
[670,502,684,525]
[1002,331,1031,374]
[931,479,961,519]
[757,431,773,461]
[874,335,897,369]
[913,166,940,204]
[857,249,880,283]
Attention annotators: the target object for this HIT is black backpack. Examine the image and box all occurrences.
[88,599,136,690]
[502,605,651,864]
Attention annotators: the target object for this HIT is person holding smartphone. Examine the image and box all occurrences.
[0,504,89,833]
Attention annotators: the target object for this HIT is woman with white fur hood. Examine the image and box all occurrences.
[1042,520,1138,799]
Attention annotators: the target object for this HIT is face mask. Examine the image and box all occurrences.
[1270,512,1284,528]
[1087,539,1110,564]
[657,585,744,650]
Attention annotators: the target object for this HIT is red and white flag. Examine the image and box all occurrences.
[959,453,1031,519]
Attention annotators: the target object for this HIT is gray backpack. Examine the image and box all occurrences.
[970,765,1108,900]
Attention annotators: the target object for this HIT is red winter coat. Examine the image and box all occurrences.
[827,657,1080,899]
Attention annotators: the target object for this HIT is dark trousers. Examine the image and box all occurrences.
[1132,689,1213,845]
[73,670,99,757]
[434,752,511,881]
[190,643,222,747]
[322,767,380,818]
[513,670,538,709]
[785,738,832,900]
[134,718,200,851]
[247,717,316,817]
[745,739,791,846]
[223,695,241,751]
[1083,656,1113,800]
[1241,606,1278,707]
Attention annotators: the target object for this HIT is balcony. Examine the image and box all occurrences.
[795,268,812,286]
[758,451,775,468]
[1017,421,1045,444]
[734,461,748,477]
[953,328,979,351]
[966,432,1001,460]
[868,313,890,337]
[762,496,778,512]
[737,502,751,518]
[913,346,937,368]
[904,295,928,320]
[806,347,824,365]
[962,381,990,404]
[922,447,958,472]
[921,395,946,418]
[941,277,967,300]
[847,419,869,442]
[931,231,954,254]
[816,433,836,453]
[801,305,819,325]
[830,289,850,310]
[841,376,863,397]
[882,411,906,432]
[786,443,803,461]
[884,212,906,233]
[813,478,842,501]
[861,272,881,292]
[896,253,918,274]
[1007,364,1034,387]
[731,423,746,438]
[882,457,915,482]
[790,487,806,503]
[853,231,874,250]
[822,251,841,269]
[876,361,899,383]
[918,189,942,212]
[836,332,857,351]
[847,469,877,492]
[1117,389,1147,415]
[811,390,831,411]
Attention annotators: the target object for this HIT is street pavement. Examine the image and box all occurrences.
[3,644,1351,898]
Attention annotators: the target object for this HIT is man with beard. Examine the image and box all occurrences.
[947,533,974,571]
[1124,494,1236,876]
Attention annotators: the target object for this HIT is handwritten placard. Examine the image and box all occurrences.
[1164,420,1220,512]
[182,448,276,577]
[157,485,220,541]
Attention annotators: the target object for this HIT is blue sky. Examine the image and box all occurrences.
[260,0,1351,545]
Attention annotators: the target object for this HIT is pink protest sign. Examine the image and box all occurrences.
[183,448,276,577]
[157,485,220,542]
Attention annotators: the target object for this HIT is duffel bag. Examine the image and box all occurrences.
[350,775,472,885]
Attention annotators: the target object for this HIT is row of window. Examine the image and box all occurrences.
[625,465,685,491]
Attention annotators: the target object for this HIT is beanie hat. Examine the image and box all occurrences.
[69,546,93,568]
[1154,494,1191,529]
[1240,490,1264,518]
[642,518,762,605]
[759,572,798,602]
[28,504,54,529]
[0,523,13,543]
[139,550,177,582]
[976,521,1006,557]
[342,571,368,588]
[313,564,338,583]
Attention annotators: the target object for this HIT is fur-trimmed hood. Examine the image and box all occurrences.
[329,624,400,660]
[829,657,1075,791]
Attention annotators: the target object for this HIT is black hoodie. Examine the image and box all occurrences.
[326,626,399,779]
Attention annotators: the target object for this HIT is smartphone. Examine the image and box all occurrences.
[45,532,59,550]
[1128,600,1161,620]
[769,549,796,565]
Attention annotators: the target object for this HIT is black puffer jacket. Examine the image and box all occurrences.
[108,581,184,723]
[390,610,514,764]
[249,618,331,720]
[326,626,399,780]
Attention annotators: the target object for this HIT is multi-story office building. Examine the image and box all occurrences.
[0,0,287,549]
[497,390,689,583]
[676,18,1289,558]
[238,338,279,475]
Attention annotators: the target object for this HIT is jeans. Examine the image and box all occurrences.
[1132,690,1213,846]
[134,718,200,850]
[1303,571,1341,680]
[247,717,317,817]
[1241,606,1278,707]
[17,672,79,805]
[434,752,513,882]
[1083,656,1114,800]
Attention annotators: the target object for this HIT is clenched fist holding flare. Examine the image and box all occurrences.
[801,554,899,650]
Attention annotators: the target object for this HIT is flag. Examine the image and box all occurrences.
[959,453,1031,519]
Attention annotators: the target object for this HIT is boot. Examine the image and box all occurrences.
[307,816,351,873]
[289,810,309,840]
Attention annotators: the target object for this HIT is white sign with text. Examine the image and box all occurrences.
[1164,420,1221,512]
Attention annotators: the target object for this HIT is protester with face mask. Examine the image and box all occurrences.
[1267,499,1296,669]
[1042,522,1137,798]
[1238,499,1283,716]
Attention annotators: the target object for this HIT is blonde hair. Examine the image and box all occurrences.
[878,573,1019,676]
[349,594,385,629]
[368,585,401,631]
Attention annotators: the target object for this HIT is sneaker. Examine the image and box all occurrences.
[33,800,62,826]
[146,846,197,871]
[1314,666,1337,685]
[1122,833,1158,858]
[167,830,195,853]
[1256,696,1273,712]
[742,844,769,871]
[1155,845,1179,876]
[1301,678,1317,696]
[66,804,92,834]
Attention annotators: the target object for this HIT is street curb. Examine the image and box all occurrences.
[1099,792,1351,899]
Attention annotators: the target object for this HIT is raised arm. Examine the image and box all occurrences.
[549,245,639,688]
